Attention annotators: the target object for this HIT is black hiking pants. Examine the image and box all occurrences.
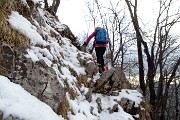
[95,47,106,71]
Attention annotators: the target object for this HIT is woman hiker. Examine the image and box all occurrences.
[82,27,108,73]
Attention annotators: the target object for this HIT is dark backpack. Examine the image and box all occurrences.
[95,27,107,44]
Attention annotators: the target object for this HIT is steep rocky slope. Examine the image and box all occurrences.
[0,0,151,120]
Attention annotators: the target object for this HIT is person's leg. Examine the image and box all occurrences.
[95,47,106,73]
[100,47,106,71]
[95,47,101,72]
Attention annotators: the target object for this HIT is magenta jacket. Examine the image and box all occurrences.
[85,31,108,47]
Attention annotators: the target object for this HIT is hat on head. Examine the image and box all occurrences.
[95,26,101,31]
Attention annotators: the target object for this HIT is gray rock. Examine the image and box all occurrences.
[96,97,101,104]
[77,53,97,77]
[96,97,102,113]
[127,100,135,110]
[80,45,86,52]
[77,52,88,66]
[120,98,128,109]
[85,61,97,77]
[90,106,94,115]
[91,67,132,95]
[92,68,115,92]
[0,44,65,113]
[20,59,65,112]
[109,104,119,114]
[85,89,92,102]
[112,67,131,89]
[112,91,119,96]
[0,45,14,72]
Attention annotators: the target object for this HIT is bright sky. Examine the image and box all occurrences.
[57,0,159,34]
[58,0,87,34]
[58,0,180,36]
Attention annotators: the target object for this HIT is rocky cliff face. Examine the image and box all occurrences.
[0,0,151,120]
[0,0,66,113]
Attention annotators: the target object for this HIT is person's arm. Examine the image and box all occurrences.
[85,31,96,45]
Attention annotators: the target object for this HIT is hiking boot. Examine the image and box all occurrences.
[102,67,105,72]
[99,67,105,74]
[99,67,103,73]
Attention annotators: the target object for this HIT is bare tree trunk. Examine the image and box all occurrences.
[125,0,180,119]
[54,0,60,14]
[44,0,60,15]
[125,0,146,96]
[175,80,180,120]
[156,27,165,119]
[161,58,180,119]
[44,0,48,9]
[50,0,60,15]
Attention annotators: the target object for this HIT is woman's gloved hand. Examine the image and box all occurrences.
[82,42,87,46]
[81,42,87,52]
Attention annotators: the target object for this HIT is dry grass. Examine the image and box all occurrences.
[0,65,6,75]
[50,30,58,38]
[77,75,89,87]
[64,81,79,100]
[120,81,130,89]
[69,68,90,87]
[57,97,70,119]
[0,6,7,21]
[0,0,30,47]
[58,75,89,119]
[0,0,31,18]
[0,22,30,47]
[0,0,30,75]
[68,67,77,77]
[68,87,79,100]
[138,98,152,120]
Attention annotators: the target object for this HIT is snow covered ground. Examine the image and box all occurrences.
[0,75,142,120]
[0,76,64,120]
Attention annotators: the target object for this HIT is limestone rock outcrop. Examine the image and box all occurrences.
[0,0,65,113]
[91,67,131,95]
[84,67,151,120]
